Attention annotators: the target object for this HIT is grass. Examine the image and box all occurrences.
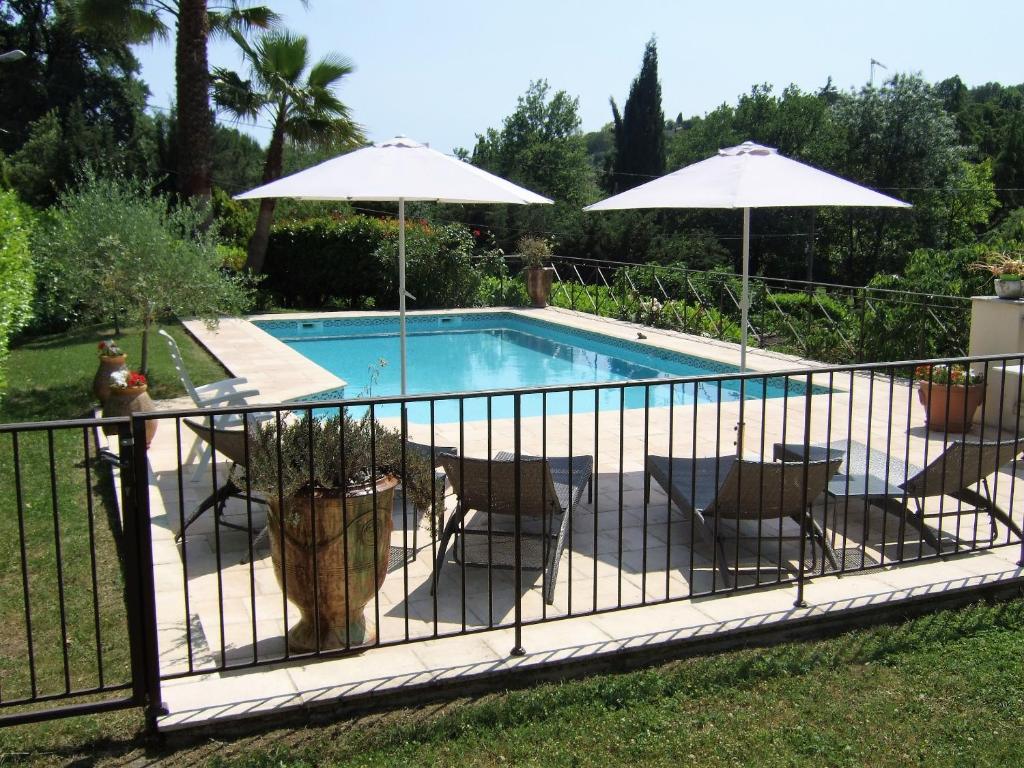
[0,595,1019,766]
[0,323,228,749]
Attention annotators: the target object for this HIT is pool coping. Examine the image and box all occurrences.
[192,307,824,407]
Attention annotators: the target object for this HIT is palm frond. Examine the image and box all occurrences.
[306,55,355,90]
[208,2,281,38]
[211,67,267,120]
[72,0,170,42]
[254,31,309,85]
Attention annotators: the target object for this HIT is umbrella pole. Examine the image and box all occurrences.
[737,207,750,453]
[399,198,407,396]
[740,207,750,373]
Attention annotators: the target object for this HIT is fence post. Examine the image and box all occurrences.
[119,416,166,731]
[857,288,868,363]
[511,393,526,657]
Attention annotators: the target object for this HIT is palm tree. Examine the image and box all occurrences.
[213,30,362,273]
[72,0,280,202]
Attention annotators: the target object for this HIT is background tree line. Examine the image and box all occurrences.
[3,9,1024,374]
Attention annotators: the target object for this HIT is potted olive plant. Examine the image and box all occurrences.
[972,250,1024,300]
[519,236,556,308]
[245,413,432,651]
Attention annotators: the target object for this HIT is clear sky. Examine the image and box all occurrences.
[133,0,1024,155]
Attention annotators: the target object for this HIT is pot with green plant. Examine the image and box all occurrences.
[972,250,1024,300]
[246,413,432,651]
[519,236,555,308]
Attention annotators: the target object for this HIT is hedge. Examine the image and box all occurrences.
[0,190,35,395]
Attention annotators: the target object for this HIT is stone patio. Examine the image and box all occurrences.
[131,308,1024,731]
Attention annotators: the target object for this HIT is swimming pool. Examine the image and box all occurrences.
[256,312,813,422]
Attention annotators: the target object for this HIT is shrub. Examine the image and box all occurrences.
[373,223,482,309]
[31,171,255,373]
[262,215,396,308]
[263,215,486,310]
[0,190,35,395]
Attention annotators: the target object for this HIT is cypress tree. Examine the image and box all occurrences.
[608,37,666,193]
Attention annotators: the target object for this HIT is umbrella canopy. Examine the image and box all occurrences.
[237,137,552,394]
[585,141,910,372]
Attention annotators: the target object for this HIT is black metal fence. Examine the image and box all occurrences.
[0,416,155,726]
[482,255,973,363]
[2,352,1023,729]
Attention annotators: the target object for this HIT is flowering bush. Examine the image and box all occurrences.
[97,339,124,357]
[915,364,985,386]
[110,369,147,389]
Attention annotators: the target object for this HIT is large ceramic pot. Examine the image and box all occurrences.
[525,266,555,308]
[101,384,158,446]
[268,475,397,652]
[93,354,127,402]
[917,381,985,433]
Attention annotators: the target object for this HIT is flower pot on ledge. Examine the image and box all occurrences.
[93,354,127,402]
[525,266,555,308]
[102,385,158,446]
[917,381,985,433]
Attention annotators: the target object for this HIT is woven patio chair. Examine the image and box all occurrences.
[179,417,265,542]
[646,455,841,587]
[388,441,458,572]
[433,452,594,604]
[774,438,1024,554]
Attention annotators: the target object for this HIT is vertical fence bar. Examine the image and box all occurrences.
[12,432,37,699]
[46,428,71,694]
[794,373,813,608]
[511,393,525,656]
[121,417,165,728]
[82,427,104,688]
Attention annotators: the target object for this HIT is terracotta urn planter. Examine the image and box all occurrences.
[93,354,128,402]
[917,381,985,433]
[525,266,555,308]
[101,385,158,446]
[268,475,397,652]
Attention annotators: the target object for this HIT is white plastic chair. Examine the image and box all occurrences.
[158,329,263,479]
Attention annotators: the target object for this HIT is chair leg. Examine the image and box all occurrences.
[430,503,465,595]
[952,487,1024,541]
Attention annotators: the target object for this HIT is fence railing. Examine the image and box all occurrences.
[480,255,973,363]
[2,352,1023,728]
[0,416,150,726]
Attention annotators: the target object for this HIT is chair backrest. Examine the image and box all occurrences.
[158,329,200,403]
[183,417,251,467]
[440,454,561,518]
[406,441,457,467]
[903,439,1024,498]
[706,458,841,520]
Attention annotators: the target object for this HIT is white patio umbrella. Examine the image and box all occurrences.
[584,141,911,372]
[237,136,552,394]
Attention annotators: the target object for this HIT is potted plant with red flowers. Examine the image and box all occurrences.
[101,369,158,446]
[519,236,555,308]
[915,363,986,433]
[92,339,127,402]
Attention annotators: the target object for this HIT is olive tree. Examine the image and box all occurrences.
[33,172,254,374]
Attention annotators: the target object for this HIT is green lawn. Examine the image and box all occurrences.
[0,323,228,748]
[0,596,1020,766]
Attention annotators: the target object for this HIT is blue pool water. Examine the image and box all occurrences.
[256,313,811,423]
